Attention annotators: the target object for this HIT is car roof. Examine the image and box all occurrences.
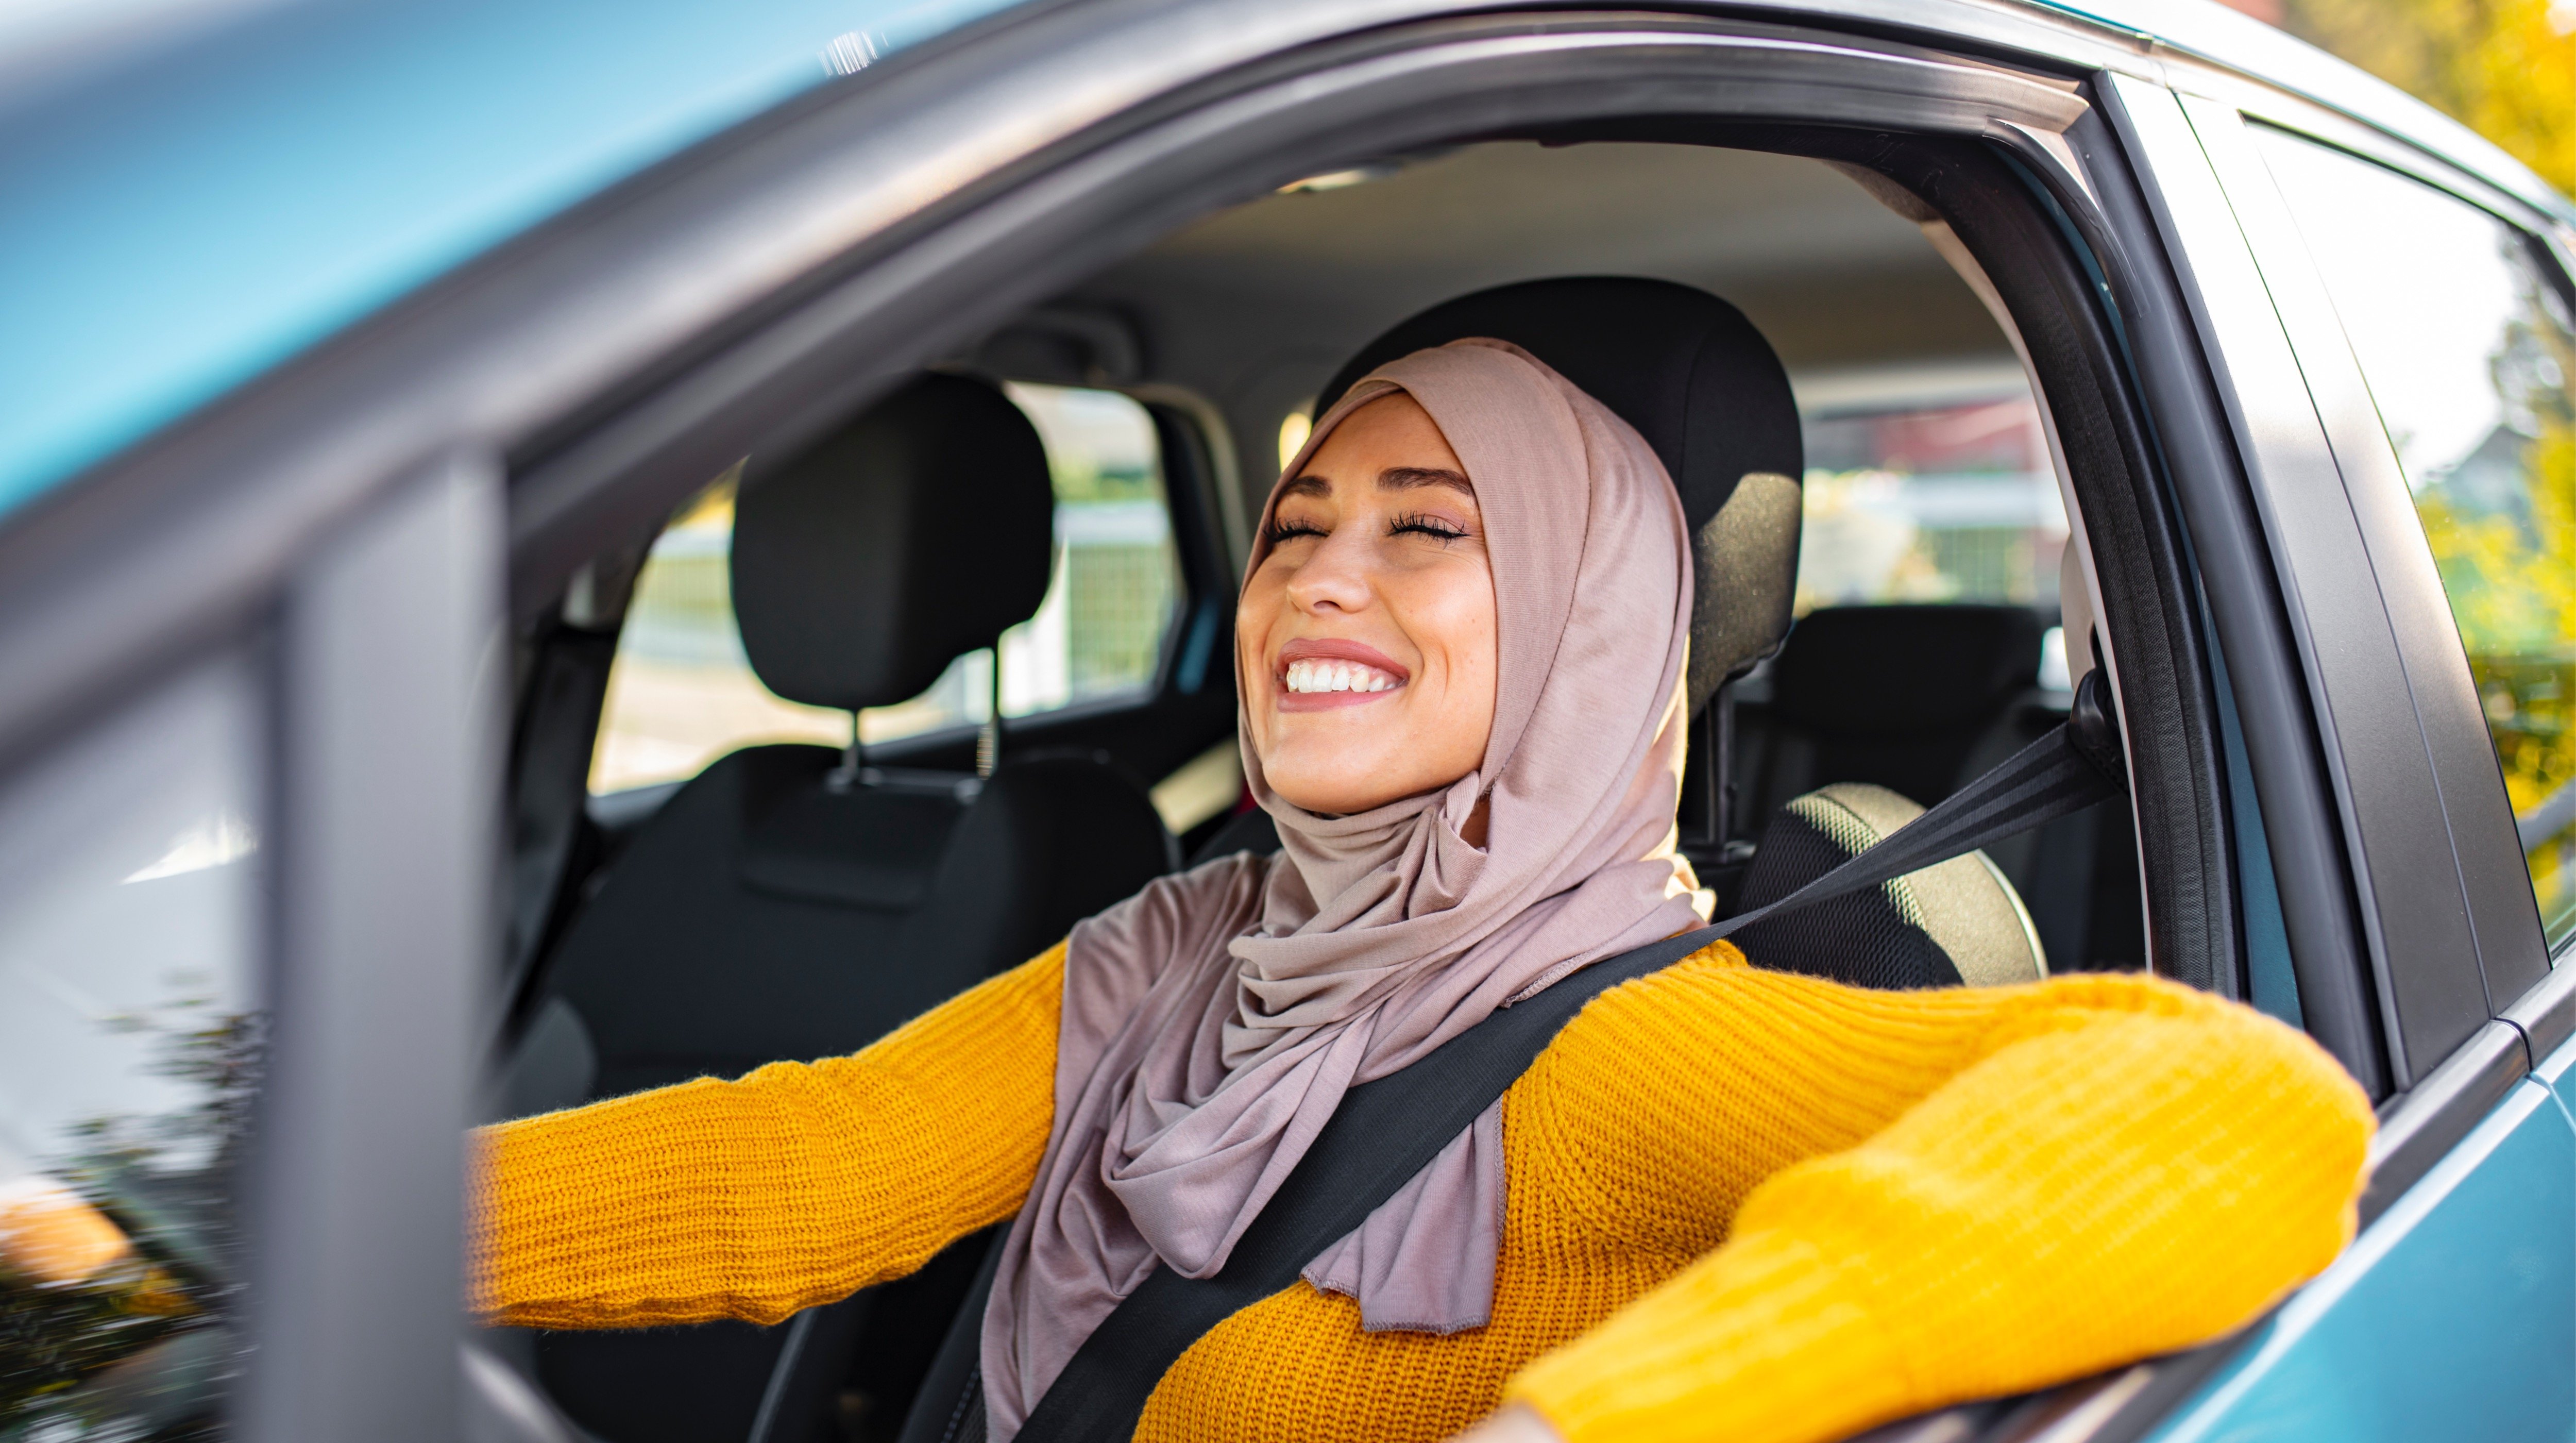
[0,0,2561,528]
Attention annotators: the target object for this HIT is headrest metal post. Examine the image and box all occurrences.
[825,716,866,793]
[977,647,1002,779]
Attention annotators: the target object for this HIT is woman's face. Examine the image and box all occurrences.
[1239,393,1498,818]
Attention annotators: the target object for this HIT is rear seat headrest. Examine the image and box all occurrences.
[1769,605,2042,736]
[1320,276,1804,714]
[732,374,1055,713]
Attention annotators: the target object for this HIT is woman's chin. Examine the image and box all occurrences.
[1264,758,1442,817]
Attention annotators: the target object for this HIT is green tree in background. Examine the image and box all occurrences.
[2286,0,2576,197]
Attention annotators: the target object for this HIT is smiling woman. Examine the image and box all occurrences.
[1241,392,1498,818]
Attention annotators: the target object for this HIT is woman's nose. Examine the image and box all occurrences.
[1284,530,1375,614]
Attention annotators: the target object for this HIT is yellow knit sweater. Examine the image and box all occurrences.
[473,941,2371,1443]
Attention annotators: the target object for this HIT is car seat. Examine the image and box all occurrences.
[515,373,1175,1443]
[1725,781,2045,987]
[1729,603,2139,969]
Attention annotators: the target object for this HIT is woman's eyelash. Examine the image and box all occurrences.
[1390,513,1468,541]
[1263,514,1470,545]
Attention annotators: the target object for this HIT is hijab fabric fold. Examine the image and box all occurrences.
[978,339,1709,1439]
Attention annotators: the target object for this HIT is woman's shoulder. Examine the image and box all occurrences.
[1056,851,1277,1043]
[1072,851,1275,969]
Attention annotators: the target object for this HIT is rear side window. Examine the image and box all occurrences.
[0,660,264,1437]
[1794,372,2076,683]
[2254,127,2576,949]
[1796,374,2064,613]
[590,382,1182,793]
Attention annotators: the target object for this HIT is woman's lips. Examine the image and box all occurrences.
[1274,639,1407,711]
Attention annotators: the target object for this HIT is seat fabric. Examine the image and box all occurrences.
[521,374,1173,1443]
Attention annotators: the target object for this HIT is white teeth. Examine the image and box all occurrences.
[1283,658,1399,694]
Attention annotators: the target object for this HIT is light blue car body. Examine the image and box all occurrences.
[4,1,2571,1437]
[2151,1052,2576,1441]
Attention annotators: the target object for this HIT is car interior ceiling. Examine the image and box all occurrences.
[489,138,2146,1443]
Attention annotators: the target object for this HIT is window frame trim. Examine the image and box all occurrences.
[2215,103,2556,1034]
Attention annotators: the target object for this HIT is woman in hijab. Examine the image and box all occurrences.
[476,341,2370,1443]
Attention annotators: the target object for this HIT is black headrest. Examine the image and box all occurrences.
[1768,605,2042,736]
[1321,277,1804,713]
[732,374,1055,713]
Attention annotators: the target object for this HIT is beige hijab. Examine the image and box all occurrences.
[978,339,1708,1439]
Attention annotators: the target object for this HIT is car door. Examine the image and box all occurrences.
[0,456,501,1443]
[13,5,2554,1441]
[2095,73,2576,1443]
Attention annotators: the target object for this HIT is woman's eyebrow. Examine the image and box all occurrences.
[1378,466,1472,495]
[1278,475,1332,498]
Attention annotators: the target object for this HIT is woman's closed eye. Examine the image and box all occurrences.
[1389,512,1470,542]
[1263,517,1328,546]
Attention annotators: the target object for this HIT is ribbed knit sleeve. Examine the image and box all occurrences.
[470,942,1067,1330]
[1503,955,2372,1443]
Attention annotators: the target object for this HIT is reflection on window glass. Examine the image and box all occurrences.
[0,660,263,1440]
[590,383,1181,794]
[1794,371,2067,615]
[2257,126,2576,948]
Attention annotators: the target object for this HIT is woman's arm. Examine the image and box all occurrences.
[470,942,1067,1330]
[1501,964,2373,1443]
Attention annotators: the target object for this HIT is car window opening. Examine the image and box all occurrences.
[493,132,2172,1443]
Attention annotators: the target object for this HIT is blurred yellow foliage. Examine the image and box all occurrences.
[2289,0,2576,197]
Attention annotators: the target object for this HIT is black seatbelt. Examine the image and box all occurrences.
[991,672,2126,1443]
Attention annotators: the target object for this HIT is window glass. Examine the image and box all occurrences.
[0,659,264,1439]
[2255,126,2576,948]
[590,383,1182,794]
[1794,374,2069,615]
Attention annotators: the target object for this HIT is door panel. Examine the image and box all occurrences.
[2146,1079,2575,1441]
